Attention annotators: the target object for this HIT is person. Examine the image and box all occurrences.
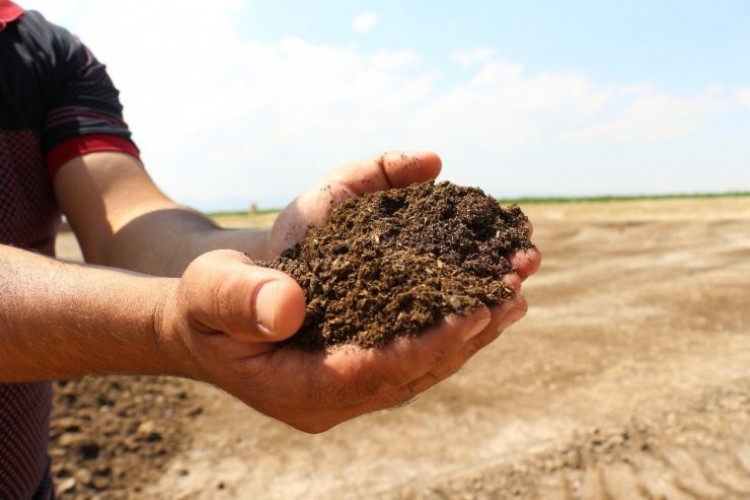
[0,2,541,498]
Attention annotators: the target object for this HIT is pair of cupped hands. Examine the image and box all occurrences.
[157,152,541,433]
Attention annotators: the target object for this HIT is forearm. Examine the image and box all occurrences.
[0,244,175,382]
[101,207,270,277]
[53,152,271,277]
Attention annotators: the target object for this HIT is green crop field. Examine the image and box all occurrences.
[498,191,750,205]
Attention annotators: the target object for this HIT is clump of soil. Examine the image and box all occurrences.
[266,181,533,350]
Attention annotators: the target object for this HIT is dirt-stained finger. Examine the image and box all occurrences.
[510,247,542,280]
[401,297,529,397]
[331,151,442,195]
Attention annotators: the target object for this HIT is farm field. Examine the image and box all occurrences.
[53,196,750,499]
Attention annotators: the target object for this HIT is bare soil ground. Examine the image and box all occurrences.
[53,196,750,499]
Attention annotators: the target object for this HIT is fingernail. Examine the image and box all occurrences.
[254,280,279,335]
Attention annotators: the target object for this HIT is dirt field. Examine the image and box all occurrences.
[53,197,750,499]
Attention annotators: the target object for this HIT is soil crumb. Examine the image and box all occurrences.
[265,181,533,350]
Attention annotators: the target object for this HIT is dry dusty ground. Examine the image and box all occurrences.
[53,196,750,499]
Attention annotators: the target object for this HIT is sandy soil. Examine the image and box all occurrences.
[53,197,750,499]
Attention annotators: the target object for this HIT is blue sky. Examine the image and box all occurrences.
[243,1,749,90]
[22,0,750,211]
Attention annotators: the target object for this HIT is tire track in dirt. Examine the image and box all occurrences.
[385,380,750,499]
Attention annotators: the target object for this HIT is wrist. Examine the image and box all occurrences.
[147,277,200,380]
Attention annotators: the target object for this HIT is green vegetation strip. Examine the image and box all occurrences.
[208,191,750,217]
[498,192,750,205]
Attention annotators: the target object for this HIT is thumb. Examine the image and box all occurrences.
[184,250,306,342]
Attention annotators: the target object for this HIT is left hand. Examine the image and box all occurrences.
[260,151,443,260]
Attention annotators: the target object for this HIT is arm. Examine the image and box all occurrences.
[0,243,172,381]
[0,240,531,433]
[53,150,445,275]
[53,151,265,276]
[37,149,539,433]
[11,13,543,431]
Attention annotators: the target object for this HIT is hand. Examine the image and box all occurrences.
[262,149,540,273]
[157,250,535,433]
[261,151,443,260]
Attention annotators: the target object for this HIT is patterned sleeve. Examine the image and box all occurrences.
[19,11,140,174]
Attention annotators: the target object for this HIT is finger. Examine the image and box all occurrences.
[328,151,442,195]
[267,152,442,256]
[242,301,522,434]
[306,151,442,223]
[524,219,534,238]
[278,307,493,432]
[399,296,529,399]
[305,307,492,410]
[368,306,492,394]
[298,298,529,431]
[184,250,306,342]
[503,271,522,294]
[509,247,542,280]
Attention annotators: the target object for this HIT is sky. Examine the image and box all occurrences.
[22,0,750,212]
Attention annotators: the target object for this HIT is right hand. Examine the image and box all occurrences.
[155,249,533,433]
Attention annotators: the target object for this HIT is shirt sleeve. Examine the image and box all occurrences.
[45,134,141,175]
[20,11,141,175]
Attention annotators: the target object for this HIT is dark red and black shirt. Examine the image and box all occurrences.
[1,1,139,497]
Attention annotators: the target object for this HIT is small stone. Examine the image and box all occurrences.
[136,420,163,442]
[92,476,111,490]
[53,417,81,433]
[74,468,93,486]
[57,432,81,447]
[137,420,156,436]
[58,477,76,493]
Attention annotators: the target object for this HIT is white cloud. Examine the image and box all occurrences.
[556,84,726,144]
[20,0,742,209]
[408,63,614,153]
[352,12,379,34]
[738,87,750,110]
[449,47,497,68]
